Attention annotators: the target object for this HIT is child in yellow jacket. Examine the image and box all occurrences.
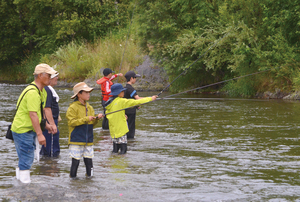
[66,82,103,178]
[105,83,157,154]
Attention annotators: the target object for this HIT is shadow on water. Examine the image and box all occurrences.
[0,83,300,201]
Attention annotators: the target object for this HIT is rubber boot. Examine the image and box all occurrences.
[19,170,31,183]
[70,158,80,178]
[112,142,119,153]
[119,143,127,154]
[84,158,93,178]
[16,167,19,180]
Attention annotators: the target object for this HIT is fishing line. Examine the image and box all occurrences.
[104,68,272,116]
[117,1,137,82]
[157,31,230,97]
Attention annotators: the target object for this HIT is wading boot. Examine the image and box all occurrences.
[119,143,127,154]
[70,158,80,178]
[16,167,19,180]
[19,170,31,183]
[84,158,93,178]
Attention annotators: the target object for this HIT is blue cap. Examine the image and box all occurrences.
[109,83,127,96]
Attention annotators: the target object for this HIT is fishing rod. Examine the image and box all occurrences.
[117,1,137,82]
[159,68,272,100]
[104,68,272,116]
[159,98,270,102]
[157,31,230,97]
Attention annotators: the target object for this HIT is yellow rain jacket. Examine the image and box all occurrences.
[106,96,152,139]
[66,101,99,145]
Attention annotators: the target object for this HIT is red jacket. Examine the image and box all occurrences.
[96,74,118,101]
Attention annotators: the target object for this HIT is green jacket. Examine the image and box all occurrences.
[66,101,99,145]
[106,96,152,139]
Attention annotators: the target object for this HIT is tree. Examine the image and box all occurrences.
[0,0,132,68]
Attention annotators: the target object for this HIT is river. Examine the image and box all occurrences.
[0,83,300,201]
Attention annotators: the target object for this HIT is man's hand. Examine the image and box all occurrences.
[118,73,123,77]
[37,133,46,146]
[45,122,56,134]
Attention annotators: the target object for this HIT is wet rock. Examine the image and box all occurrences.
[283,91,300,100]
[134,56,169,91]
[256,89,289,99]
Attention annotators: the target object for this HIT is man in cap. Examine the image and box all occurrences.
[40,69,61,157]
[124,70,142,139]
[11,63,56,183]
[96,68,123,129]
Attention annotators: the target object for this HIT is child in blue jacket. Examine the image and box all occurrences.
[66,82,103,178]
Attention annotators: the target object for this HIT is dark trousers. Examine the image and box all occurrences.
[40,119,60,157]
[126,113,136,139]
[102,100,109,129]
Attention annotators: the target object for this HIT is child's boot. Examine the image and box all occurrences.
[19,170,31,183]
[70,158,80,178]
[112,142,119,153]
[119,143,127,154]
[84,158,93,177]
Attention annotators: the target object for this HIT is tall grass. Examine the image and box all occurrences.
[41,32,144,83]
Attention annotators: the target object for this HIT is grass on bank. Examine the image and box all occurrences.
[0,30,145,84]
[40,33,144,83]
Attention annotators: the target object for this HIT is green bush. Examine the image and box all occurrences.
[41,30,144,83]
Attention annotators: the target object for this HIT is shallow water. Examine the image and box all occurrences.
[0,83,300,201]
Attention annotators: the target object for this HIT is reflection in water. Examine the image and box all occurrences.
[35,157,60,177]
[109,155,129,174]
[0,83,300,201]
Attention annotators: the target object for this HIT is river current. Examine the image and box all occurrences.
[0,83,300,201]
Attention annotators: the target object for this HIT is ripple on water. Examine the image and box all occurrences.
[1,86,300,201]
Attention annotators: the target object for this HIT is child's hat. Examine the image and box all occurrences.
[109,83,127,96]
[125,71,141,80]
[71,82,93,99]
[103,68,115,76]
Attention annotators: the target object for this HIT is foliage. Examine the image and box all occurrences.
[136,0,300,95]
[1,0,300,97]
[41,32,144,83]
[0,0,132,67]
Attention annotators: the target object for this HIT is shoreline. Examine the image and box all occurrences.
[2,79,299,100]
[2,80,300,100]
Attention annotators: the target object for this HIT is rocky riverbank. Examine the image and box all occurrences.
[255,89,300,100]
[1,56,300,100]
[56,56,170,91]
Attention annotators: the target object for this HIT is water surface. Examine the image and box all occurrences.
[0,83,300,201]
